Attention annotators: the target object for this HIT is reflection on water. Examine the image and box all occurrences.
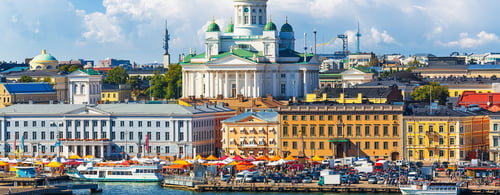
[68,181,392,195]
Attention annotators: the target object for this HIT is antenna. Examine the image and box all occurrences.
[304,32,307,62]
[356,22,361,54]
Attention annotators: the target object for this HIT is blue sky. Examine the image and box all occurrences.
[1,0,500,64]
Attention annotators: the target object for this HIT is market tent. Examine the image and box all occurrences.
[171,159,191,165]
[195,155,204,160]
[163,164,187,169]
[68,155,82,159]
[256,155,269,161]
[205,155,218,161]
[219,155,228,160]
[235,164,255,171]
[233,155,244,161]
[312,155,324,162]
[244,155,256,161]
[83,155,94,159]
[46,161,63,168]
[228,161,239,165]
[269,155,282,161]
[0,161,8,166]
[284,155,297,161]
[238,161,254,165]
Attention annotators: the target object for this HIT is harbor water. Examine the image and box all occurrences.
[68,181,395,195]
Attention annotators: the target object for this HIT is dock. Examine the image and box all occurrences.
[194,185,401,193]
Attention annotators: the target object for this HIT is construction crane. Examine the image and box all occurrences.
[315,34,348,54]
[316,37,338,47]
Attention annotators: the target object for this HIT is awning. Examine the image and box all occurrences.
[259,127,263,131]
[328,139,349,143]
[164,164,187,169]
[249,127,254,131]
[240,127,245,131]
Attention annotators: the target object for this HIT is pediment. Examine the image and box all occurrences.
[68,70,89,77]
[308,55,321,64]
[341,68,365,75]
[237,115,266,123]
[66,106,109,115]
[208,55,257,65]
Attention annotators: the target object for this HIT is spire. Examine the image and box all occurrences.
[212,16,215,24]
[356,22,361,54]
[230,17,233,24]
[163,20,170,55]
[285,16,288,24]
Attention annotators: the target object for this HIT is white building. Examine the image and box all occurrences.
[181,0,320,99]
[0,104,235,160]
[67,69,102,104]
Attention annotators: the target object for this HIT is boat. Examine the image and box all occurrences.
[399,182,460,195]
[67,163,163,182]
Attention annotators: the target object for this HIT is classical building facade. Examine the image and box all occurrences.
[221,111,279,157]
[0,104,235,160]
[181,0,319,99]
[67,69,102,104]
[278,104,404,160]
[489,114,500,161]
[403,107,489,162]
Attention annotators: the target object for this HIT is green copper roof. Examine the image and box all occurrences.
[264,21,277,31]
[281,23,293,32]
[207,22,220,32]
[212,48,259,59]
[32,50,57,62]
[79,69,102,75]
[225,23,234,33]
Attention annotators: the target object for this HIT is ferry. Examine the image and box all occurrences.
[399,182,460,195]
[67,163,163,182]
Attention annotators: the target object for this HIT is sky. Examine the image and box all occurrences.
[1,0,500,64]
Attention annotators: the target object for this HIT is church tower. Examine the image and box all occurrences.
[163,20,170,68]
[233,0,268,36]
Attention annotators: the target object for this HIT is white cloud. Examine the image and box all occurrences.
[80,11,124,43]
[438,31,500,48]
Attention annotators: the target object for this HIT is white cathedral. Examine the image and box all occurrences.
[180,0,320,99]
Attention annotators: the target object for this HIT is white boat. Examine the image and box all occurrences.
[67,163,163,182]
[399,182,460,195]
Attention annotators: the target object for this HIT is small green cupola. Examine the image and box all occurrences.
[207,17,220,32]
[264,18,277,31]
[225,18,234,33]
[280,17,293,32]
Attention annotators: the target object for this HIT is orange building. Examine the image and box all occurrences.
[278,104,404,161]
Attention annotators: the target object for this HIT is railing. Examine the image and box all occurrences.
[162,175,206,187]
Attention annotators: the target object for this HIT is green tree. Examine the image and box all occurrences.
[147,72,167,99]
[164,64,182,99]
[105,67,129,84]
[405,66,417,72]
[410,82,449,105]
[43,76,52,83]
[369,56,379,67]
[58,65,69,72]
[408,56,421,67]
[68,65,80,72]
[19,76,34,82]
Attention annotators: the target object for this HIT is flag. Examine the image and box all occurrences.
[21,135,24,153]
[145,134,149,153]
[54,140,61,147]
[13,138,16,153]
[138,134,142,153]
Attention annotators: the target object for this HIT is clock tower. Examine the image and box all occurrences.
[233,0,267,36]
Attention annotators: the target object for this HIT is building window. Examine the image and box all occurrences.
[450,137,455,145]
[374,115,379,120]
[383,142,388,150]
[41,132,46,140]
[337,126,343,136]
[129,132,134,140]
[292,115,297,121]
[319,142,324,149]
[393,126,398,136]
[419,137,423,145]
[337,115,342,121]
[494,124,498,131]
[309,126,315,136]
[408,125,413,133]
[283,116,288,120]
[328,115,333,120]
[120,121,125,127]
[346,126,352,136]
[32,121,36,127]
[129,121,133,127]
[365,126,370,136]
[356,126,361,136]
[418,125,423,132]
[409,151,413,157]
[374,142,379,149]
[383,126,389,136]
[165,132,169,141]
[346,115,352,120]
[408,137,413,145]
[356,115,361,120]
[319,126,324,136]
[429,125,434,132]
[439,150,444,157]
[393,142,398,147]
[120,132,125,140]
[393,115,398,120]
[50,132,54,140]
[179,132,184,141]
[138,121,143,127]
[374,126,379,136]
[365,115,370,120]
[283,141,288,147]
[450,150,455,157]
[310,116,315,120]
[292,126,298,136]
[165,121,170,127]
[15,121,19,127]
[429,150,434,157]
[328,126,333,136]
[319,116,324,121]
[283,126,288,136]
[301,126,306,136]
[365,142,370,149]
[439,137,444,145]
[147,121,152,127]
[23,121,27,127]
[310,142,315,150]
[32,132,37,140]
[301,116,306,121]
[439,126,444,132]
[156,121,160,127]
[292,141,297,149]
[280,84,286,94]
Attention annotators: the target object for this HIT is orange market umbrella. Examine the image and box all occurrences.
[172,159,191,165]
[228,161,239,165]
[68,154,82,159]
[46,161,63,168]
[195,155,204,160]
[0,161,8,166]
[312,155,324,162]
[205,155,218,161]
[284,155,297,161]
[256,155,269,161]
[269,155,282,161]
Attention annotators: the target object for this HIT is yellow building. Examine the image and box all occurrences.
[404,108,489,162]
[305,85,403,104]
[221,111,279,157]
[489,113,500,161]
[29,49,58,70]
[101,84,131,103]
[278,104,404,161]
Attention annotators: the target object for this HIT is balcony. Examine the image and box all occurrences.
[240,144,258,148]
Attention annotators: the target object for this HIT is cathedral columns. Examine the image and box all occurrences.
[272,72,277,96]
[244,71,249,97]
[224,71,229,98]
[235,72,240,96]
[253,71,257,98]
[303,70,308,97]
[215,71,220,96]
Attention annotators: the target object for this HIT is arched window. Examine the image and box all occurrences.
[81,84,85,94]
[74,84,78,95]
[46,65,53,69]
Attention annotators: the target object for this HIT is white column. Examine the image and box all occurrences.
[272,72,277,96]
[92,146,96,157]
[204,72,209,97]
[253,71,257,97]
[244,71,248,97]
[236,72,240,96]
[224,71,229,98]
[183,72,187,97]
[257,72,262,97]
[215,71,220,96]
[303,70,308,97]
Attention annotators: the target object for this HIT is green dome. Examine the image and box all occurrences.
[225,23,234,33]
[264,21,277,31]
[281,23,293,32]
[207,22,220,32]
[32,50,57,62]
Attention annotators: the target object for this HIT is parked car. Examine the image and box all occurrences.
[416,162,423,167]
[368,176,378,184]
[302,176,312,183]
[281,177,292,183]
[221,174,232,181]
[255,176,265,182]
[359,173,369,181]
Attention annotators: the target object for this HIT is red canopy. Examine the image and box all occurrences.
[233,155,244,161]
[238,161,254,165]
[244,155,256,161]
[219,155,228,160]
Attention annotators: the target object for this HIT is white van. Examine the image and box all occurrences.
[235,171,250,182]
